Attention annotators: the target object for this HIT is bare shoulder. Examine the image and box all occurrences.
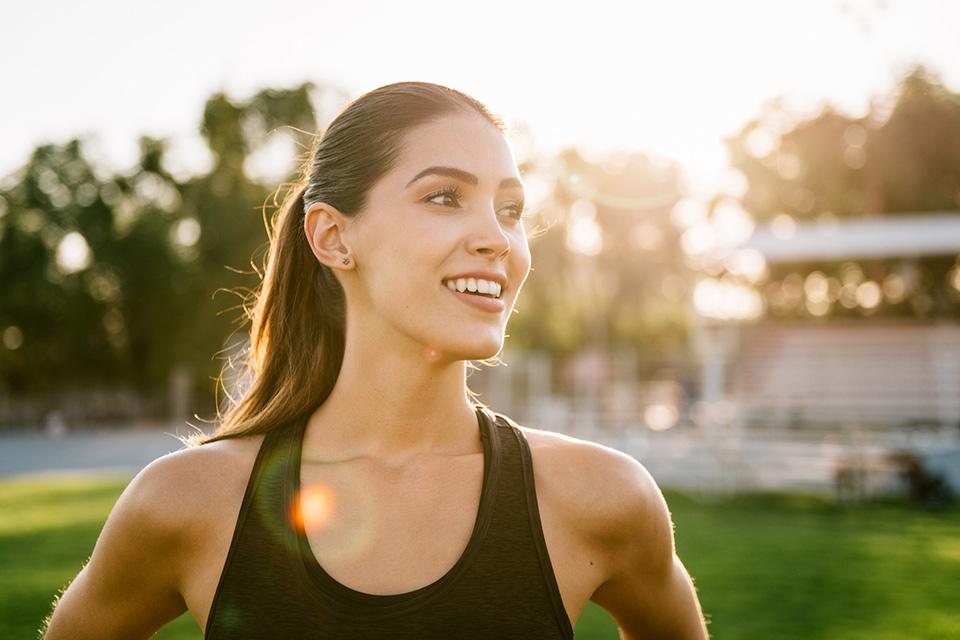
[127,434,266,536]
[514,422,698,638]
[43,434,267,639]
[98,433,268,597]
[515,423,670,554]
[518,425,708,637]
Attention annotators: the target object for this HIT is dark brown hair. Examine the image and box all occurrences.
[188,82,505,445]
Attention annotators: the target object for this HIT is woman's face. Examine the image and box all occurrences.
[345,111,532,362]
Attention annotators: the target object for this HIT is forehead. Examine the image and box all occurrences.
[388,112,519,184]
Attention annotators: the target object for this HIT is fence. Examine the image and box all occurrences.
[468,348,960,498]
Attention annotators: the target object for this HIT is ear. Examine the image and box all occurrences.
[304,202,354,269]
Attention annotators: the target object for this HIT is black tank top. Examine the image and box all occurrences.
[204,404,575,639]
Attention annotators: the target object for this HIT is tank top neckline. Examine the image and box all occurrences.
[281,403,503,614]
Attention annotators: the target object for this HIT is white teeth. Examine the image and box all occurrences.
[443,277,503,298]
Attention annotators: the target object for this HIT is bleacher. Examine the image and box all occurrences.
[733,320,960,431]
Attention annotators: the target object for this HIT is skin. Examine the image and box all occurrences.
[43,112,709,639]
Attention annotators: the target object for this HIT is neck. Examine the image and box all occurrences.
[303,324,485,465]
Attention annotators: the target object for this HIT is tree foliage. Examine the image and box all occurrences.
[511,148,689,373]
[0,83,322,415]
[725,66,960,319]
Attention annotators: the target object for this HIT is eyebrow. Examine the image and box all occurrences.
[405,166,523,191]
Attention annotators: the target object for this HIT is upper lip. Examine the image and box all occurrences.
[442,271,508,291]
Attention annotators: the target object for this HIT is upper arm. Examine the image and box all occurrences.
[588,452,710,640]
[43,453,195,639]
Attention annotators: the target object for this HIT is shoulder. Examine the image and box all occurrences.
[513,422,673,568]
[515,425,710,637]
[119,434,266,544]
[43,434,268,638]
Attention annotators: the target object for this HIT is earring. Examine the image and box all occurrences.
[342,257,351,265]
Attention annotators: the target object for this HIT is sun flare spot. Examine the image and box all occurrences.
[291,483,336,532]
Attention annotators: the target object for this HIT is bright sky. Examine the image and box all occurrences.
[2,0,958,195]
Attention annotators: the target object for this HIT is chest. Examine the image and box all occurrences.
[296,455,487,594]
[182,443,605,633]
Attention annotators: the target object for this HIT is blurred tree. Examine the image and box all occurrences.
[177,83,320,401]
[871,68,960,213]
[509,148,689,377]
[0,137,201,401]
[110,137,191,392]
[0,82,329,422]
[0,141,123,394]
[725,66,960,319]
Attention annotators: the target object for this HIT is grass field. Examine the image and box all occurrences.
[2,474,958,639]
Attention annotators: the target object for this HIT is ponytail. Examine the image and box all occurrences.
[187,183,346,445]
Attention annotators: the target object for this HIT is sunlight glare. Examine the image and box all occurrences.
[173,217,201,247]
[693,277,764,320]
[839,282,859,308]
[2,326,23,350]
[566,199,603,255]
[776,153,802,181]
[856,281,882,309]
[771,213,797,239]
[670,198,709,230]
[719,168,749,198]
[804,271,830,303]
[645,403,679,431]
[882,273,907,303]
[712,200,755,246]
[745,127,777,158]
[55,231,92,274]
[291,483,336,532]
[681,224,716,256]
[245,130,297,185]
[806,297,831,316]
[724,248,767,283]
[949,266,960,292]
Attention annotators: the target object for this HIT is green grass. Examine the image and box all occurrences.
[672,491,960,640]
[3,475,958,639]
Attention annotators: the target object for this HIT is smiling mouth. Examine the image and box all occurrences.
[443,278,503,300]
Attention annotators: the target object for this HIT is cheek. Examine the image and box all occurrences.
[364,243,441,308]
[511,237,532,277]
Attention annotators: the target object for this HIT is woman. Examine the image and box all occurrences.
[43,82,708,639]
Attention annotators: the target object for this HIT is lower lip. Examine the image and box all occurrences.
[443,285,506,313]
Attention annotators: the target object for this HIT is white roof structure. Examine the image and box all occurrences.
[735,211,960,263]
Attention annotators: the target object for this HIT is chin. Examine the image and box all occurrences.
[408,309,508,359]
[422,333,504,363]
[462,344,504,361]
[455,335,504,360]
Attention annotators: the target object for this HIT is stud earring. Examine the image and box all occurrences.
[342,257,351,265]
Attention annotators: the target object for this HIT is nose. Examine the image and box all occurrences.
[467,205,511,259]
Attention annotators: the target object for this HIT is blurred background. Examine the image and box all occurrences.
[1,1,959,639]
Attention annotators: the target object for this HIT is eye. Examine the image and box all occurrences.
[424,186,463,208]
[500,201,528,222]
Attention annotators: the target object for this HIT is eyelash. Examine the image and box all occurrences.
[424,186,527,222]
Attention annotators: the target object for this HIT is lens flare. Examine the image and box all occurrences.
[291,483,336,533]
